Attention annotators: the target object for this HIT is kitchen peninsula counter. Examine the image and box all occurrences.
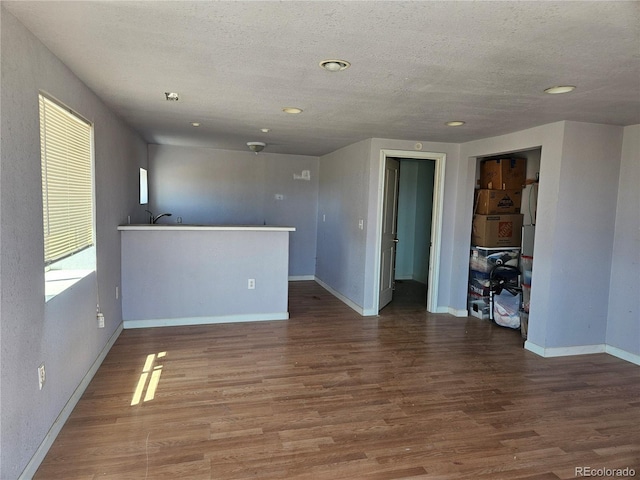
[118,224,295,328]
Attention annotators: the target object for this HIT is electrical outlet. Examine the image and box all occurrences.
[38,364,46,390]
[97,312,105,328]
[248,279,255,290]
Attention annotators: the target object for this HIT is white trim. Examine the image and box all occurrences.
[394,275,414,281]
[525,341,640,366]
[19,323,124,480]
[123,312,289,329]
[525,341,606,358]
[605,345,640,366]
[524,341,546,357]
[289,275,315,281]
[374,150,446,314]
[448,307,469,317]
[314,277,371,316]
[118,225,295,232]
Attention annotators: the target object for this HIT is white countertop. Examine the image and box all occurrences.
[118,224,296,232]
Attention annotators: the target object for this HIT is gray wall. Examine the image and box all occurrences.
[544,122,622,348]
[459,121,637,356]
[366,139,462,313]
[606,125,640,356]
[315,140,372,307]
[316,138,461,314]
[121,229,290,324]
[148,144,318,277]
[0,9,147,478]
[2,7,638,477]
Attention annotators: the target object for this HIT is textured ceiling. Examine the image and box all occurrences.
[4,1,640,156]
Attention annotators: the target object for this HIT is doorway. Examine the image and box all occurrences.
[394,159,436,307]
[375,150,446,313]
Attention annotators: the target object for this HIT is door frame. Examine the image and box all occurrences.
[374,149,446,313]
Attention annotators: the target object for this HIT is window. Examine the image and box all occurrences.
[39,94,95,300]
[139,167,148,204]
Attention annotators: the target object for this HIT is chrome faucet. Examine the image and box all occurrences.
[145,210,173,224]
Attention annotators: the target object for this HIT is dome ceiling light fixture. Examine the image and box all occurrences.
[282,107,303,114]
[319,59,351,72]
[445,120,466,127]
[544,85,576,94]
[247,141,266,153]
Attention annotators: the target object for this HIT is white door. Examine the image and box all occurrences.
[379,157,400,310]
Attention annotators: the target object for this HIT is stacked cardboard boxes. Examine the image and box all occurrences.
[472,158,526,248]
[469,158,526,322]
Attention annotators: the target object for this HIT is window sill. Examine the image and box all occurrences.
[45,269,94,302]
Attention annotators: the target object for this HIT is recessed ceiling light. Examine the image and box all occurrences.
[164,92,179,101]
[319,59,351,72]
[283,107,303,114]
[446,121,465,127]
[261,128,271,133]
[247,141,266,153]
[191,122,200,127]
[544,85,576,94]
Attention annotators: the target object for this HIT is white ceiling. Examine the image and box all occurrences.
[4,1,639,157]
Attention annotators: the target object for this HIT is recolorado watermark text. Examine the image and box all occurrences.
[576,466,636,478]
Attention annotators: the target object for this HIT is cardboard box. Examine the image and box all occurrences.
[472,214,523,247]
[479,158,526,190]
[475,189,522,214]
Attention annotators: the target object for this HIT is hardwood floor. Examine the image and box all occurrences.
[35,281,639,479]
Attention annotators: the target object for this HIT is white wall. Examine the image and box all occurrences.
[0,9,147,478]
[606,125,640,359]
[148,144,319,277]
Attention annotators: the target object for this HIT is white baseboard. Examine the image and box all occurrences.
[289,275,315,281]
[19,323,124,480]
[525,341,639,366]
[605,345,640,366]
[448,307,469,317]
[124,312,289,329]
[314,277,369,316]
[524,342,606,358]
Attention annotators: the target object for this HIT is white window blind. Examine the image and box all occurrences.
[39,94,94,266]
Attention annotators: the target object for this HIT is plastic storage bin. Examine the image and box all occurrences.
[493,290,521,329]
[470,247,520,273]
